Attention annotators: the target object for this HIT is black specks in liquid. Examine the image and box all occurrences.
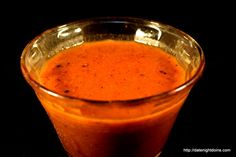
[64,90,70,93]
[159,70,167,75]
[81,63,89,68]
[56,64,62,68]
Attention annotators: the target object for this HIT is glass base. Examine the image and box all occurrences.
[68,152,162,157]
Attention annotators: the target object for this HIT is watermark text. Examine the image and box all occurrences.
[183,148,231,153]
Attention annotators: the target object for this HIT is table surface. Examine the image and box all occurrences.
[1,2,234,157]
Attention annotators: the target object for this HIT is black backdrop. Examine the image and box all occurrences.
[1,1,234,157]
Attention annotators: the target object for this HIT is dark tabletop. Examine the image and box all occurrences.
[1,1,234,157]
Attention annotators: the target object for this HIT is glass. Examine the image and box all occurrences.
[20,17,205,157]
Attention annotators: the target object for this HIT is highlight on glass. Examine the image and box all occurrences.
[21,17,205,157]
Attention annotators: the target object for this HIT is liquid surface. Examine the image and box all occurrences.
[38,40,188,157]
[40,40,185,100]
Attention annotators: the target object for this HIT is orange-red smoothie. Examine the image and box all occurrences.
[39,40,186,157]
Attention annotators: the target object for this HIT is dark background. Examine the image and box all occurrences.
[1,1,234,157]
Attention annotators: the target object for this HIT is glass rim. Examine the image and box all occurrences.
[20,17,205,103]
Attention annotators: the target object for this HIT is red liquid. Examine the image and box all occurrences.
[39,40,187,157]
